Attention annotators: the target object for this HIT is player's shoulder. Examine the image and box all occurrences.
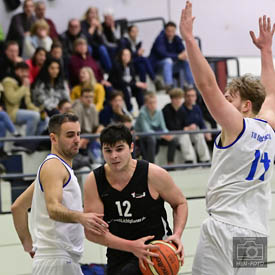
[148,163,170,181]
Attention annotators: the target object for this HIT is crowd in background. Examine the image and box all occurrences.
[0,0,217,168]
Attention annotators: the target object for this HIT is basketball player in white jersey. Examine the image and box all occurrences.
[11,113,108,275]
[180,2,275,275]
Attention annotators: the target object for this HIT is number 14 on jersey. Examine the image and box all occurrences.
[246,150,271,181]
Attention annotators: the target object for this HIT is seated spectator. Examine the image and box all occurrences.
[162,88,192,162]
[108,48,147,112]
[34,1,59,41]
[32,58,69,116]
[22,19,52,59]
[25,47,47,84]
[68,38,104,87]
[119,25,156,83]
[57,99,73,114]
[135,91,176,163]
[181,87,211,163]
[49,41,68,79]
[102,9,119,60]
[81,6,112,72]
[0,106,19,157]
[71,66,105,112]
[99,91,132,126]
[2,62,46,136]
[6,0,36,53]
[60,19,86,62]
[0,41,23,81]
[149,21,194,91]
[72,87,103,164]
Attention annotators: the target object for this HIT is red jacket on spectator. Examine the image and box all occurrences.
[69,53,103,87]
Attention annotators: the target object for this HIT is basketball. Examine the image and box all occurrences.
[139,240,181,275]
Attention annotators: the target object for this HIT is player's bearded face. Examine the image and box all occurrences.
[58,122,81,158]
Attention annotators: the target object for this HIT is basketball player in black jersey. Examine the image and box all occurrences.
[84,124,188,274]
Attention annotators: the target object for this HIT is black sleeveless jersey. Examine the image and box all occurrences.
[93,160,172,269]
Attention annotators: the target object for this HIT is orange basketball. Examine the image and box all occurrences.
[139,240,181,275]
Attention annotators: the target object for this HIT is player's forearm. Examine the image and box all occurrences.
[85,229,135,253]
[47,203,83,224]
[185,37,218,95]
[11,209,32,248]
[172,199,188,238]
[260,48,275,96]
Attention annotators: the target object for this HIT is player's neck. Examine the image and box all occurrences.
[51,149,73,167]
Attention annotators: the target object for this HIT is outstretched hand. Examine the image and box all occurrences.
[180,1,195,41]
[250,15,275,50]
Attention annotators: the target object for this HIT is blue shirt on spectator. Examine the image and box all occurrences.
[135,105,168,133]
[149,30,185,68]
[182,104,206,129]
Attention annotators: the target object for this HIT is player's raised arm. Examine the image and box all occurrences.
[180,1,243,138]
[250,16,275,129]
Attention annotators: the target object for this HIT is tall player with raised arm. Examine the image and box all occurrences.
[180,1,275,274]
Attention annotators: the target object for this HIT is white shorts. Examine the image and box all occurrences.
[192,216,266,275]
[33,255,83,275]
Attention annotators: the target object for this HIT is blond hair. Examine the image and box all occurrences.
[30,19,49,36]
[80,67,97,90]
[169,88,184,99]
[226,74,266,115]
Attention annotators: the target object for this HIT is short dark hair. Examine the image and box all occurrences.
[5,40,19,51]
[110,90,124,101]
[50,41,62,51]
[58,99,71,110]
[15,62,29,70]
[100,124,132,148]
[165,21,177,29]
[48,113,79,135]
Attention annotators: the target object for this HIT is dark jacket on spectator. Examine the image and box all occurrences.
[60,30,86,60]
[81,20,104,49]
[118,36,142,59]
[0,55,16,81]
[6,12,36,51]
[162,103,187,130]
[182,104,207,129]
[149,30,185,68]
[69,53,103,87]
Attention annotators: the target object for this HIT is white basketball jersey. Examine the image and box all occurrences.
[30,154,84,258]
[207,118,275,235]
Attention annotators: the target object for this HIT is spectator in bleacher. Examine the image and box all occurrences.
[22,19,52,59]
[181,87,211,163]
[25,47,47,84]
[119,25,156,84]
[108,48,146,112]
[68,38,104,87]
[162,88,194,163]
[32,58,69,117]
[57,99,72,114]
[72,87,103,164]
[49,41,68,79]
[135,91,176,163]
[0,41,23,81]
[2,61,46,136]
[99,91,132,127]
[81,7,112,73]
[71,66,106,112]
[102,9,119,60]
[149,21,194,91]
[0,106,19,157]
[34,1,59,41]
[6,0,36,53]
[60,19,86,63]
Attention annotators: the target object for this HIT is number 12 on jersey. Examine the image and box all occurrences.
[246,150,270,181]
